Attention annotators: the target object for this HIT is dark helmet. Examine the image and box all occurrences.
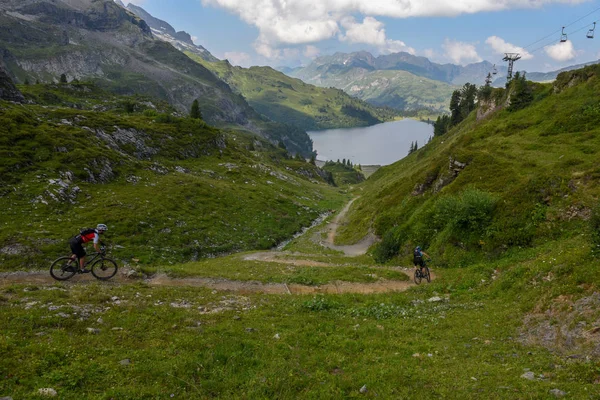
[416,246,421,251]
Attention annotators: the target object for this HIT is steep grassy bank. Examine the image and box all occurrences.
[187,55,400,131]
[338,65,600,269]
[0,83,344,270]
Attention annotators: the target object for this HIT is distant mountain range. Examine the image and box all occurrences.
[287,51,600,113]
[124,3,401,130]
[288,51,503,113]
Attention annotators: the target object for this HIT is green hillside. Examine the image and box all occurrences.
[338,65,600,271]
[346,70,457,112]
[0,82,342,270]
[0,0,314,155]
[187,54,400,131]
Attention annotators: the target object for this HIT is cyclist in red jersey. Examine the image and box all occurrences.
[69,224,107,273]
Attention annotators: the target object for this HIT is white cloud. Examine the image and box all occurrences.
[303,45,321,59]
[223,51,252,67]
[442,39,482,65]
[485,36,533,60]
[384,39,415,55]
[201,0,584,60]
[544,40,576,61]
[422,48,437,59]
[340,16,386,46]
[339,17,415,55]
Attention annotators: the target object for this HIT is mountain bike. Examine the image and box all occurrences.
[414,259,431,285]
[50,244,118,281]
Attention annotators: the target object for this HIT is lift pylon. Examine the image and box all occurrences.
[503,53,521,82]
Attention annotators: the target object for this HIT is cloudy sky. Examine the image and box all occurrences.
[125,0,600,71]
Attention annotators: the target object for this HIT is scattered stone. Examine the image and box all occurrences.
[412,353,421,358]
[520,371,535,380]
[428,296,443,302]
[233,315,241,320]
[37,388,57,397]
[549,389,566,397]
[119,359,131,366]
[359,385,367,394]
[86,328,100,334]
[471,377,477,381]
[0,396,13,400]
[111,327,123,331]
[97,318,104,324]
[245,328,255,333]
[273,333,280,340]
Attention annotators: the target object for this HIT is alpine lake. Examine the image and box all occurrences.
[308,119,434,166]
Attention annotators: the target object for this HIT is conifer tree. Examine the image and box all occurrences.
[190,99,202,119]
[60,73,67,83]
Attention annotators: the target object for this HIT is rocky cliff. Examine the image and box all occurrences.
[0,63,24,102]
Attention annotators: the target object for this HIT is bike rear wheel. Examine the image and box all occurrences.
[424,267,431,283]
[91,258,118,280]
[50,256,77,281]
[413,268,422,285]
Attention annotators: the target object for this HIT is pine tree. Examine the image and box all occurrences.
[449,90,462,126]
[60,73,67,84]
[190,99,202,119]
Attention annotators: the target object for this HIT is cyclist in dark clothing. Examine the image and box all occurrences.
[413,246,430,274]
[69,224,107,273]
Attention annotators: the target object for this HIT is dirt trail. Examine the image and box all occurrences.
[0,198,434,294]
[321,197,377,256]
[0,269,423,294]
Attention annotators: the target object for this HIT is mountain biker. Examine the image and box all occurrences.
[413,246,430,274]
[69,224,107,273]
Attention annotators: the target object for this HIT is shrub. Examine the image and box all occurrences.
[373,227,404,264]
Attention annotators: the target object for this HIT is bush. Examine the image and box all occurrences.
[373,228,403,264]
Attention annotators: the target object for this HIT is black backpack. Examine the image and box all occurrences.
[79,228,96,236]
[413,248,423,264]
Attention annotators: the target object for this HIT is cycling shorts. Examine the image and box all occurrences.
[69,237,86,258]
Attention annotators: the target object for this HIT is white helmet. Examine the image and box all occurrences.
[96,223,108,232]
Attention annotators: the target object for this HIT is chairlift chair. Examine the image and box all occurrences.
[492,64,498,75]
[587,22,596,39]
[560,26,568,42]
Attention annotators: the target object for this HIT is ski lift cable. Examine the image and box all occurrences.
[520,4,600,50]
[527,19,600,55]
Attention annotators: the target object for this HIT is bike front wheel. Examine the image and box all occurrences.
[50,256,77,281]
[424,267,431,283]
[91,258,118,280]
[413,268,422,285]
